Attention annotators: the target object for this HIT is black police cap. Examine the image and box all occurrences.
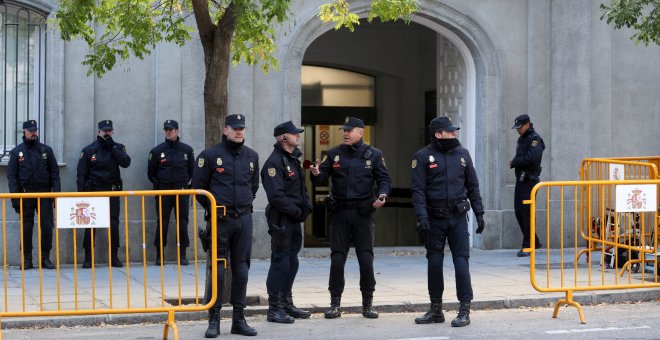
[273,121,304,137]
[340,116,364,130]
[512,114,530,129]
[98,120,113,131]
[429,116,459,132]
[22,120,38,131]
[225,114,246,128]
[163,119,179,129]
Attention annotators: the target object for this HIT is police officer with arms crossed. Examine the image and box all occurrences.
[7,120,60,270]
[509,114,545,257]
[148,120,194,266]
[193,114,259,338]
[310,116,391,320]
[411,116,485,327]
[77,120,131,268]
[261,121,313,324]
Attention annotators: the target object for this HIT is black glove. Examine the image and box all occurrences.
[476,214,485,234]
[416,218,430,232]
[11,198,20,213]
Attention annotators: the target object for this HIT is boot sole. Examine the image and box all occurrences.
[415,318,445,324]
[230,330,257,336]
[324,313,341,319]
[266,316,295,324]
[451,320,470,327]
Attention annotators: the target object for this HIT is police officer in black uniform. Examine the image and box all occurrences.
[261,121,313,324]
[310,116,391,320]
[148,120,194,266]
[193,114,259,338]
[7,120,60,270]
[76,120,131,268]
[411,116,485,328]
[510,114,545,257]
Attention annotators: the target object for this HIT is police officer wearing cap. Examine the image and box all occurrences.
[411,116,484,328]
[310,116,391,320]
[148,120,195,266]
[7,120,60,270]
[261,121,313,324]
[192,114,259,338]
[509,114,545,257]
[77,120,131,268]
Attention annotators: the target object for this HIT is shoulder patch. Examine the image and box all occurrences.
[321,155,327,163]
[381,157,387,168]
[148,153,152,160]
[80,152,84,159]
[268,168,276,177]
[198,158,205,168]
[411,159,417,169]
[531,140,539,147]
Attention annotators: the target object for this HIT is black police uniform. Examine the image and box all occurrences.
[511,118,545,250]
[148,121,194,262]
[311,117,391,315]
[261,121,313,322]
[6,120,60,269]
[192,114,259,337]
[76,120,131,266]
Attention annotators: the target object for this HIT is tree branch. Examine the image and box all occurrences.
[191,0,215,42]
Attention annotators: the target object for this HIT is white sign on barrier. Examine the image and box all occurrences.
[56,197,110,229]
[609,164,625,180]
[615,184,657,212]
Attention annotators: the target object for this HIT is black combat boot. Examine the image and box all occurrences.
[204,307,220,338]
[451,301,471,327]
[282,292,311,319]
[415,298,445,324]
[324,295,342,319]
[41,252,56,270]
[231,307,257,336]
[110,248,123,268]
[179,247,189,266]
[362,292,379,319]
[267,293,295,324]
[82,249,92,268]
[24,256,34,270]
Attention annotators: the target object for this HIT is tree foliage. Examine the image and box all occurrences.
[600,0,660,46]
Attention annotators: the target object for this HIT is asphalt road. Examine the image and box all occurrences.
[3,301,660,339]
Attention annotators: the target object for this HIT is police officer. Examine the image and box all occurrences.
[411,116,485,328]
[510,114,545,257]
[192,114,259,338]
[76,120,131,268]
[148,120,194,266]
[310,116,391,320]
[6,120,60,270]
[261,121,313,324]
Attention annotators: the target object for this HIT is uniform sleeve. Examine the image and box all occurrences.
[147,148,158,184]
[373,152,392,196]
[76,149,89,192]
[464,152,484,215]
[251,153,260,198]
[261,160,301,218]
[111,143,131,168]
[6,150,19,193]
[410,152,428,221]
[48,148,61,192]
[310,154,331,185]
[511,135,544,169]
[187,148,195,183]
[192,151,211,211]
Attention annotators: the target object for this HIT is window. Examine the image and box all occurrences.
[0,2,46,161]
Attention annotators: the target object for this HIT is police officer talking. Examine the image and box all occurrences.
[310,116,391,320]
[76,120,131,268]
[192,114,259,338]
[148,120,194,266]
[7,120,60,270]
[411,116,484,328]
[510,114,545,257]
[261,121,313,324]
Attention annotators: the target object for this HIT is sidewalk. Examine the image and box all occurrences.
[2,247,660,329]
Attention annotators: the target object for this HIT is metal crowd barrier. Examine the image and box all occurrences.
[0,190,224,340]
[526,179,659,324]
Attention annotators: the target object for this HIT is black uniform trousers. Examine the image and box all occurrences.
[19,198,54,257]
[205,213,253,309]
[425,212,473,302]
[266,219,303,295]
[153,183,190,250]
[514,178,541,249]
[328,207,376,296]
[83,186,120,250]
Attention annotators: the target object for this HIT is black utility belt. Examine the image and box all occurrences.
[220,206,252,219]
[427,200,471,218]
[20,187,51,193]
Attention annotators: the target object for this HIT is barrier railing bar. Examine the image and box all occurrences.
[2,200,7,312]
[141,195,147,308]
[175,194,182,306]
[158,195,165,308]
[55,199,61,311]
[124,195,130,309]
[193,194,199,305]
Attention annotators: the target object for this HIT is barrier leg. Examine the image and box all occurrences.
[163,310,179,340]
[552,290,586,324]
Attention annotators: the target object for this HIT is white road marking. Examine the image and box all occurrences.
[546,325,651,334]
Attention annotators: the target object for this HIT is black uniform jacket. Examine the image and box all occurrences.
[510,127,545,178]
[7,138,61,193]
[192,139,259,215]
[76,136,131,191]
[147,137,194,187]
[261,144,312,222]
[310,139,391,201]
[410,139,484,221]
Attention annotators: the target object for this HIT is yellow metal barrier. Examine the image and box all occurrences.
[527,179,659,324]
[0,190,225,340]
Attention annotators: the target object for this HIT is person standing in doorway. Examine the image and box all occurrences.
[509,114,545,257]
[411,116,485,327]
[192,114,259,338]
[7,120,60,270]
[310,116,391,320]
